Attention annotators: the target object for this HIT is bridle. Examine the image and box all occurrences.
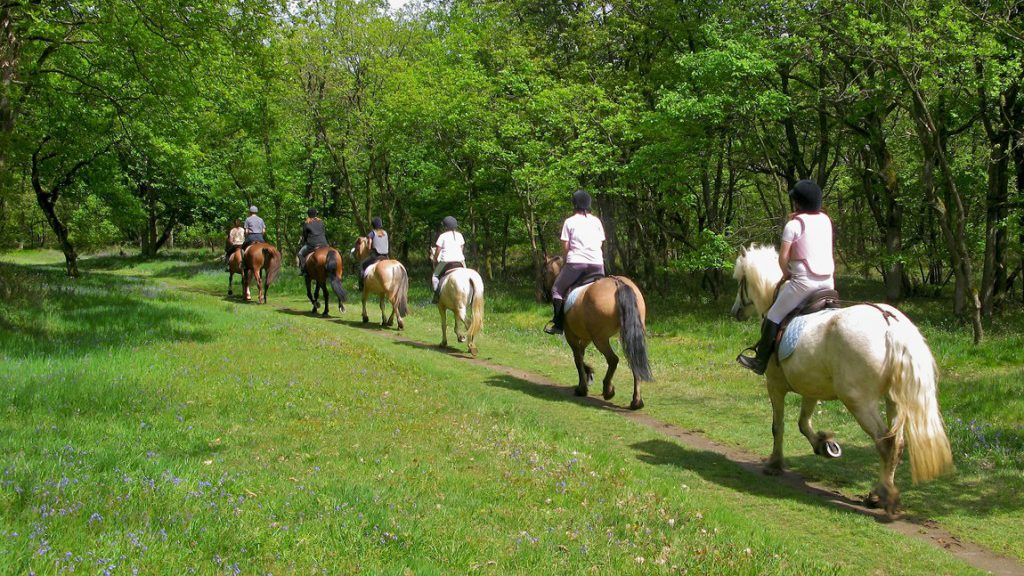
[737,276,754,309]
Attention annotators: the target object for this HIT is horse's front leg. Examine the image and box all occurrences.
[361,289,369,324]
[439,306,448,348]
[307,277,317,313]
[798,397,842,458]
[765,376,788,475]
[570,339,591,397]
[228,271,234,295]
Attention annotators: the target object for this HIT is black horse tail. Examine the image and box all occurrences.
[326,249,347,303]
[615,279,653,382]
[264,247,282,287]
[394,264,409,316]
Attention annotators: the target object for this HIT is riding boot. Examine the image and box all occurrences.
[544,299,565,335]
[736,319,780,375]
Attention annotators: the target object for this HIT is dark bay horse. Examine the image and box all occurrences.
[353,236,409,329]
[302,246,347,316]
[543,256,653,410]
[242,242,282,304]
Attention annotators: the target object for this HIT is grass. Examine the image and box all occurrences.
[0,248,1019,574]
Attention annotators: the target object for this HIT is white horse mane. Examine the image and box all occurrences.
[734,244,782,304]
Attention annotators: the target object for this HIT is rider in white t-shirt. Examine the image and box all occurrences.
[545,190,606,335]
[431,216,466,303]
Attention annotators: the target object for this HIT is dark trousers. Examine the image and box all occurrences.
[241,233,265,251]
[551,262,605,302]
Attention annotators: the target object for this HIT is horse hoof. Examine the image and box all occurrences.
[629,399,644,410]
[469,346,478,357]
[362,316,369,324]
[864,492,883,509]
[603,388,615,401]
[228,290,233,295]
[457,336,466,343]
[824,440,842,459]
[574,387,588,397]
[762,465,783,476]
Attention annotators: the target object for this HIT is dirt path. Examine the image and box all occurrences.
[375,332,1021,576]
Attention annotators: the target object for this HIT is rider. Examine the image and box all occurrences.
[297,208,328,276]
[241,206,266,250]
[737,179,835,374]
[359,216,389,290]
[225,219,245,271]
[430,216,466,303]
[544,189,605,335]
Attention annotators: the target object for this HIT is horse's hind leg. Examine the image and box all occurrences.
[764,377,788,475]
[455,304,467,343]
[848,399,899,515]
[380,295,390,326]
[798,398,841,458]
[592,337,618,401]
[228,272,234,295]
[321,281,330,317]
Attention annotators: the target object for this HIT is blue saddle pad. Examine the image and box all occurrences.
[564,284,592,315]
[778,309,839,361]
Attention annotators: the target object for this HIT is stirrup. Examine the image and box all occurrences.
[543,321,563,335]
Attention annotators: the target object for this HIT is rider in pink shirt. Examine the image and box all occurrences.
[737,179,835,374]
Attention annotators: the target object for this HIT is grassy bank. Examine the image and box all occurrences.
[0,249,1018,574]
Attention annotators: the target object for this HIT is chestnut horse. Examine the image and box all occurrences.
[353,236,409,329]
[242,242,282,304]
[227,249,244,295]
[732,245,953,516]
[302,247,347,316]
[543,256,652,410]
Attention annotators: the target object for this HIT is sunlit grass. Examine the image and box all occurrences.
[0,250,1015,573]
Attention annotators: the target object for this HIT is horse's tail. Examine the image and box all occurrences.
[614,279,653,382]
[393,263,409,316]
[326,249,347,303]
[467,271,484,341]
[884,314,953,483]
[264,247,282,287]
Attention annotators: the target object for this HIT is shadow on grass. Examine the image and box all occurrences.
[0,262,214,360]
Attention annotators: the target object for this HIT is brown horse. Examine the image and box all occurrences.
[302,246,347,316]
[353,236,409,329]
[242,242,282,304]
[543,256,653,409]
[227,249,244,295]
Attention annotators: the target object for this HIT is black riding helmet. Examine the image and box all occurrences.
[307,208,317,218]
[442,216,457,230]
[572,189,592,212]
[789,179,823,212]
[371,216,383,230]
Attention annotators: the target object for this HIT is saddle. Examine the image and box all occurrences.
[439,261,465,278]
[563,273,606,315]
[774,288,841,352]
[566,272,604,295]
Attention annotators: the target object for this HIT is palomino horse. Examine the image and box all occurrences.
[436,266,485,356]
[543,256,652,410]
[301,247,347,317]
[241,242,282,304]
[352,236,409,329]
[731,245,953,516]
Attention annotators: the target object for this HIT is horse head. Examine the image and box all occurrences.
[352,236,370,261]
[731,244,782,320]
[541,255,563,297]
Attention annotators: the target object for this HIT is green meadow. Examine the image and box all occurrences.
[1,249,1021,575]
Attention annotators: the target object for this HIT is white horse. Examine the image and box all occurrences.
[436,268,485,356]
[731,244,953,516]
